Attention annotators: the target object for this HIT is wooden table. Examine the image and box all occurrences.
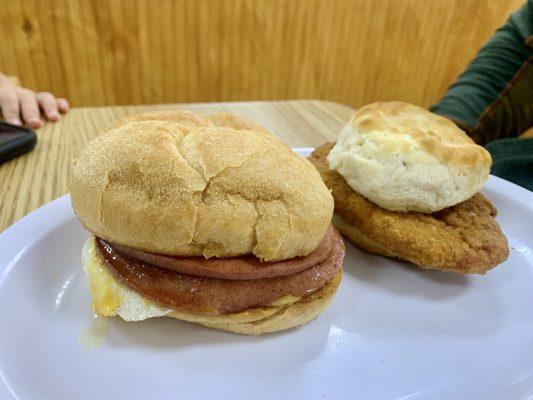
[0,100,355,232]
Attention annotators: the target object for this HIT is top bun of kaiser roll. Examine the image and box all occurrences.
[69,111,334,261]
[327,102,492,213]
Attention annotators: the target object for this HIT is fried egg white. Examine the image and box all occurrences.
[82,237,172,321]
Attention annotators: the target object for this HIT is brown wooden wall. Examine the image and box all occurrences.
[0,0,523,108]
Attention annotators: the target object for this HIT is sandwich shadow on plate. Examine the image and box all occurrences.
[104,313,332,373]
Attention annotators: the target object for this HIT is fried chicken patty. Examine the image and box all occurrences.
[309,142,509,274]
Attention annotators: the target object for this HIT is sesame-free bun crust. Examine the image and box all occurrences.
[70,111,333,261]
[311,143,509,274]
[327,102,492,213]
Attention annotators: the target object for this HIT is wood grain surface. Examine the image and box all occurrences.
[0,100,354,232]
[0,0,523,109]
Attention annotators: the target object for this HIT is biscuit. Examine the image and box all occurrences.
[327,102,492,213]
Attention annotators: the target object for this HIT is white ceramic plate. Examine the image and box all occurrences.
[1,148,532,400]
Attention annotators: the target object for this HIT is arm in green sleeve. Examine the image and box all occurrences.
[431,0,533,145]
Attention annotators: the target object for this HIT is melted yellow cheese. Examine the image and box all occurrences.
[270,295,301,307]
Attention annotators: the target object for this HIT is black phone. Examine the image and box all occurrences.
[0,122,37,164]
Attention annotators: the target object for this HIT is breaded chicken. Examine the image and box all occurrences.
[309,142,509,274]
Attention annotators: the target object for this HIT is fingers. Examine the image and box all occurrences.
[18,88,41,129]
[0,88,21,125]
[0,81,69,128]
[36,92,60,122]
[56,98,69,114]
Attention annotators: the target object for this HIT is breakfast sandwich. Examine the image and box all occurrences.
[70,111,344,335]
[309,102,508,274]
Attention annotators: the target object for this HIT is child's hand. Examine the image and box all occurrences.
[0,73,69,129]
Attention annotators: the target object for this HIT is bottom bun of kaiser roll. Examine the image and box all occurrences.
[70,111,334,262]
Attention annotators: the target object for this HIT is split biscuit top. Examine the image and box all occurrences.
[327,102,492,213]
[69,111,334,261]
